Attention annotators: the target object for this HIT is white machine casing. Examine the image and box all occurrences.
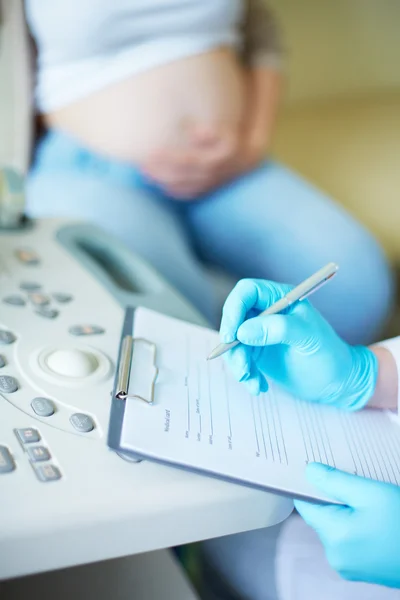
[0,218,291,581]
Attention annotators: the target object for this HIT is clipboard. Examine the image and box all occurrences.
[107,307,158,460]
[107,306,400,505]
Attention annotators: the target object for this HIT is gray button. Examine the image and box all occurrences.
[53,293,73,303]
[29,293,50,306]
[70,413,95,433]
[27,446,51,462]
[15,249,40,265]
[31,397,55,417]
[0,446,15,474]
[69,325,105,336]
[20,281,41,292]
[0,330,16,345]
[3,295,26,306]
[35,308,59,319]
[0,375,18,393]
[34,464,61,482]
[0,356,5,368]
[15,428,41,444]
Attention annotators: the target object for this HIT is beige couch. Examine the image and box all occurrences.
[269,0,400,263]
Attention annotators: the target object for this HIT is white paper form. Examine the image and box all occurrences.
[120,308,400,503]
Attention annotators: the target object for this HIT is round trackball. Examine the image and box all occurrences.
[46,349,99,378]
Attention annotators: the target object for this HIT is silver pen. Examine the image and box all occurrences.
[207,262,339,361]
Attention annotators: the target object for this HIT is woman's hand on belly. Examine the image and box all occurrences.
[141,67,282,200]
[142,123,265,199]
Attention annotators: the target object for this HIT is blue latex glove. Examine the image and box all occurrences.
[295,463,400,588]
[220,279,378,408]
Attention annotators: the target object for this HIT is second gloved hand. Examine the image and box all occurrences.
[295,463,400,588]
[219,279,378,408]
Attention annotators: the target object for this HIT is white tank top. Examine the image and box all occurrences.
[25,0,244,112]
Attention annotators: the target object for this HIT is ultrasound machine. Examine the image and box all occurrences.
[0,1,292,596]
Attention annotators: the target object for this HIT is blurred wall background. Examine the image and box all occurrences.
[268,0,400,261]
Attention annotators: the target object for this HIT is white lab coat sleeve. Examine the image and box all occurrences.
[276,514,400,600]
[376,335,400,418]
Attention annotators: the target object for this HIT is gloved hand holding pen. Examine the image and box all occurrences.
[219,278,378,406]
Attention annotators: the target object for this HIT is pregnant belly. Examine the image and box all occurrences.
[45,49,246,164]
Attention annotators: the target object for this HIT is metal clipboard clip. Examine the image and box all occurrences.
[115,335,158,404]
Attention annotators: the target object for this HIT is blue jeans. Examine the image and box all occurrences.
[27,129,393,344]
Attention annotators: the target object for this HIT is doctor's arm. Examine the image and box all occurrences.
[220,278,400,588]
